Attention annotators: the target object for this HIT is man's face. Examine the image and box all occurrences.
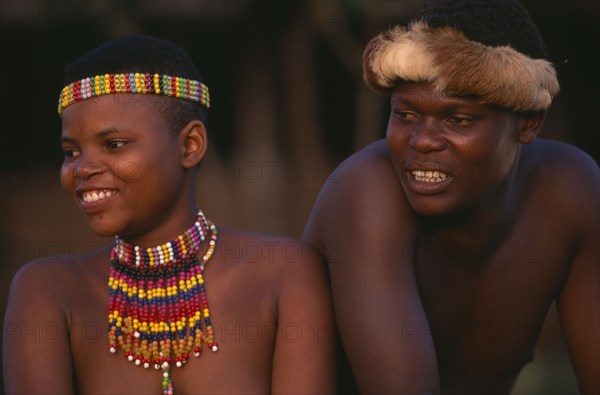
[60,94,186,239]
[387,81,522,217]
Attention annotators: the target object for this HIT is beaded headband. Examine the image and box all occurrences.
[58,73,210,114]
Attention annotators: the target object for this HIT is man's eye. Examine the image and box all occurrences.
[448,116,473,125]
[393,110,417,120]
[107,141,126,150]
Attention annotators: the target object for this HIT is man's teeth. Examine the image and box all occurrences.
[412,170,449,183]
[82,190,114,202]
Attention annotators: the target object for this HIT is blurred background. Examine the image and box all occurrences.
[1,1,598,393]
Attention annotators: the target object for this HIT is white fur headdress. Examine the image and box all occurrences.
[363,21,559,111]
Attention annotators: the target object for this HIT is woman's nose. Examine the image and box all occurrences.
[74,155,105,180]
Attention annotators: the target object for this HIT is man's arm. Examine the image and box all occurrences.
[3,260,75,394]
[556,149,599,395]
[303,141,439,394]
[270,241,336,394]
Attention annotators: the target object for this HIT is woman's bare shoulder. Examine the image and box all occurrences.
[217,227,320,273]
[7,244,112,304]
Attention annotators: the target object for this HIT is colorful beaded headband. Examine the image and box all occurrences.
[58,73,210,114]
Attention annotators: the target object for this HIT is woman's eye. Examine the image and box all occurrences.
[63,149,80,159]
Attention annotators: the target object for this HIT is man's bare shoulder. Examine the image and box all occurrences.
[525,139,599,206]
[314,139,409,216]
[521,139,598,246]
[327,139,397,187]
[528,138,598,171]
[305,139,417,248]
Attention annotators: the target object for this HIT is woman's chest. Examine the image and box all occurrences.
[67,266,278,394]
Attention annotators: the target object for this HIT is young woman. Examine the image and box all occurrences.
[3,35,335,395]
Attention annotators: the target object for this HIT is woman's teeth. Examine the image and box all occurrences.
[82,190,114,202]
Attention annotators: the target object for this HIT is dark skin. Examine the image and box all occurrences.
[3,94,336,394]
[303,81,599,394]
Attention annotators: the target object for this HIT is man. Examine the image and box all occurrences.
[303,1,599,393]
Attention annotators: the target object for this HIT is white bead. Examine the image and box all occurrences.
[143,363,150,369]
[163,372,169,378]
[135,359,141,366]
[176,361,182,367]
[194,352,200,357]
[211,345,218,352]
[162,361,169,369]
[109,347,116,354]
[154,364,161,370]
[134,331,140,338]
[128,355,134,362]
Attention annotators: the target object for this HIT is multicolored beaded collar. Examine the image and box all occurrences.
[58,73,210,114]
[108,210,218,395]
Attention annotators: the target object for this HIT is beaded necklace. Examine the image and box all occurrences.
[107,210,218,395]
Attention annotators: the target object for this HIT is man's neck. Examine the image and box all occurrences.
[421,172,522,269]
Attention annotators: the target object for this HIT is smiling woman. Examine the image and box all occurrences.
[3,35,335,395]
[60,95,188,240]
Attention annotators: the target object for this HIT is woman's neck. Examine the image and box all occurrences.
[120,202,199,248]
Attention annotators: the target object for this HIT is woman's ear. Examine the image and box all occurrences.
[517,110,546,144]
[179,120,208,168]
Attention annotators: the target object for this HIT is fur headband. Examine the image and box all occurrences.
[363,21,559,111]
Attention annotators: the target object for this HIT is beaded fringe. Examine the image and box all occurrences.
[107,210,218,395]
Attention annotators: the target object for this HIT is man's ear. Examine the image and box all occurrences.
[517,110,546,144]
[178,120,208,168]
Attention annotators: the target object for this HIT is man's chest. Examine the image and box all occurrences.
[413,230,574,376]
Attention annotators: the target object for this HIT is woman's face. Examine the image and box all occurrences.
[60,94,190,244]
